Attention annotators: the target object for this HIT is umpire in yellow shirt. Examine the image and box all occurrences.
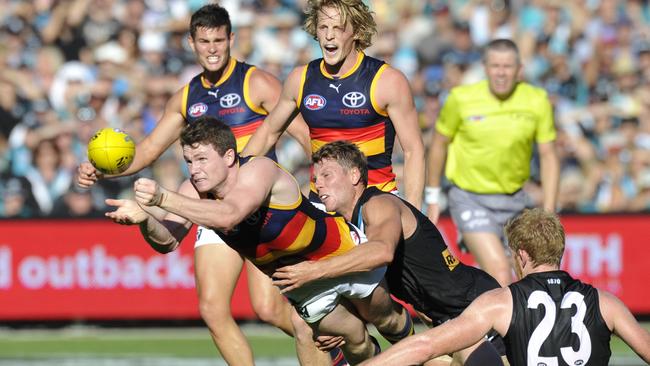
[426,38,560,286]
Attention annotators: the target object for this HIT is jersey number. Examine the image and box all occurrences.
[527,291,592,366]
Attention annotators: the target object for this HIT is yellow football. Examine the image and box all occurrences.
[87,128,135,174]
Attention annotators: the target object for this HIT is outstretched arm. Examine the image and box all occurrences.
[78,88,186,187]
[105,180,196,253]
[599,290,650,363]
[359,288,510,366]
[134,159,277,232]
[242,67,303,157]
[272,196,401,292]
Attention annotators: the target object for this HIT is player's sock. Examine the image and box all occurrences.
[329,347,349,366]
[378,309,414,344]
[369,335,381,355]
[464,340,504,366]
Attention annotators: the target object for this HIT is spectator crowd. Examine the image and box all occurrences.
[2,0,650,218]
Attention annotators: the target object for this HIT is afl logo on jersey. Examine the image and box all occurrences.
[188,103,208,117]
[342,92,366,108]
[220,93,241,108]
[304,94,326,110]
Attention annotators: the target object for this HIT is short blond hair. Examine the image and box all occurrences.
[505,208,565,267]
[303,0,377,51]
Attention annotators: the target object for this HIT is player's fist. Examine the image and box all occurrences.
[134,178,165,206]
[77,161,103,188]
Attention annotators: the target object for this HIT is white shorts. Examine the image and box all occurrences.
[284,266,387,323]
[194,225,226,248]
[282,224,387,323]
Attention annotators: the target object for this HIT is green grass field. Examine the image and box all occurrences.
[0,323,646,365]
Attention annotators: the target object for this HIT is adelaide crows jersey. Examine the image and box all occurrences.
[298,52,397,192]
[506,271,611,366]
[182,58,276,160]
[215,157,358,274]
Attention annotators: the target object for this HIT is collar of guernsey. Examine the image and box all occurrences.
[181,58,271,156]
[298,52,398,194]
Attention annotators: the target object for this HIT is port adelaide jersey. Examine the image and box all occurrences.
[182,58,276,160]
[505,271,612,366]
[298,52,397,192]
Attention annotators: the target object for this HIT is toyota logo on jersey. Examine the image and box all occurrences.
[220,93,241,108]
[188,103,208,117]
[342,92,366,108]
[304,94,327,110]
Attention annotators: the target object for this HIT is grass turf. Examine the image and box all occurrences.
[0,324,646,360]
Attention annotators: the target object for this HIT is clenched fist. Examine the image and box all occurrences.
[134,178,166,207]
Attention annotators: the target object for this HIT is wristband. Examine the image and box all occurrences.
[424,186,441,205]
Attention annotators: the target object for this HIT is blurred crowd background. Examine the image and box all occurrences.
[2,0,650,218]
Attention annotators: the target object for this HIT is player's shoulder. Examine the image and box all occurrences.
[283,63,309,83]
[363,191,402,214]
[247,66,280,85]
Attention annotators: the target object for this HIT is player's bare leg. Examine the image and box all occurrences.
[315,299,379,364]
[462,232,513,286]
[246,260,294,335]
[348,281,413,344]
[249,260,334,364]
[291,309,333,366]
[195,244,253,365]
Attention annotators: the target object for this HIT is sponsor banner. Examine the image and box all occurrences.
[437,215,649,314]
[0,215,648,320]
[0,220,254,320]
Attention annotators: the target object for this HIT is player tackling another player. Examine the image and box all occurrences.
[104,116,414,365]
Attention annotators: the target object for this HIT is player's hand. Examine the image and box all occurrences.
[134,178,166,207]
[77,161,103,188]
[314,335,345,352]
[105,198,148,225]
[427,203,440,224]
[272,261,321,293]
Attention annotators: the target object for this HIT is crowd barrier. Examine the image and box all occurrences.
[0,215,647,320]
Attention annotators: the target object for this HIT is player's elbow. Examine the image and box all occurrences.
[376,246,395,266]
[147,240,178,254]
[409,335,441,363]
[204,217,238,233]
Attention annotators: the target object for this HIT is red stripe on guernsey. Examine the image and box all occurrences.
[368,166,395,185]
[310,123,385,143]
[230,119,264,138]
[256,211,308,259]
[305,218,345,260]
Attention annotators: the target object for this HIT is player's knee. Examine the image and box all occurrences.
[342,334,379,364]
[369,306,405,334]
[198,294,232,327]
[253,299,288,325]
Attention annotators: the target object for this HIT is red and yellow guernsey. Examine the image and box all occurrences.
[216,157,358,274]
[181,58,277,160]
[298,52,397,193]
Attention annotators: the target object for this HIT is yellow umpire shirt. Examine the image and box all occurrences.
[436,80,556,194]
